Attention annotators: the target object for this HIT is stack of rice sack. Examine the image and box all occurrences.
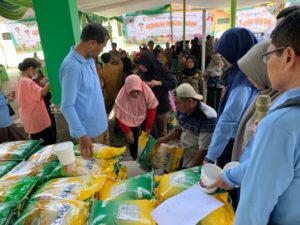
[13,143,127,225]
[0,141,42,225]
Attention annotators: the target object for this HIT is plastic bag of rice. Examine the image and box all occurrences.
[47,157,117,180]
[0,140,40,161]
[30,175,107,201]
[98,172,155,201]
[89,199,159,225]
[14,199,89,225]
[0,161,18,178]
[155,166,202,201]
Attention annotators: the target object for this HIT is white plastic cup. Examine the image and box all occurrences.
[54,142,75,166]
[200,163,222,194]
[223,161,240,172]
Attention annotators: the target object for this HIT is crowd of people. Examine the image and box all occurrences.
[1,5,300,224]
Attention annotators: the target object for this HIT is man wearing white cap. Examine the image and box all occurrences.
[157,83,217,167]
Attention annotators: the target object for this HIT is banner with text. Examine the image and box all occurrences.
[124,11,214,44]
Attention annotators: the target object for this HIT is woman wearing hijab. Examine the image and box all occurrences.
[204,28,258,168]
[115,74,158,159]
[205,53,226,110]
[178,55,203,95]
[208,39,281,191]
[137,51,177,137]
[120,50,133,86]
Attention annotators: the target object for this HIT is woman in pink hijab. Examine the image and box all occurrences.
[114,74,158,159]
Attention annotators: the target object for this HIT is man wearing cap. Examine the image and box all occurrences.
[157,83,217,167]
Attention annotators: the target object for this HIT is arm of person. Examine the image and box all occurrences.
[60,66,87,140]
[0,92,8,107]
[161,69,177,91]
[117,118,134,144]
[117,118,131,134]
[41,82,50,96]
[204,85,256,163]
[191,149,207,167]
[234,121,295,225]
[157,128,182,144]
[145,108,156,134]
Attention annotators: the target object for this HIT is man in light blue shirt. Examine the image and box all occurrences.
[234,11,300,224]
[60,23,109,157]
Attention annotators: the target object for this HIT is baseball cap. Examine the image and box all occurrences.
[174,83,203,101]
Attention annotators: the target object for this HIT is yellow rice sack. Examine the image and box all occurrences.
[14,199,89,225]
[197,192,234,225]
[0,161,57,182]
[89,200,159,225]
[92,144,126,159]
[31,175,107,201]
[47,157,117,180]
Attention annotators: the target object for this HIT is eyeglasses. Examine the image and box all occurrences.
[261,46,287,63]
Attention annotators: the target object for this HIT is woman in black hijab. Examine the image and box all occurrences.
[178,55,203,95]
[137,51,177,137]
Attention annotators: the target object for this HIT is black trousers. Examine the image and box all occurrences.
[128,122,158,160]
[31,126,56,146]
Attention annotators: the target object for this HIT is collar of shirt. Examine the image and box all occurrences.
[270,86,300,111]
[70,47,89,64]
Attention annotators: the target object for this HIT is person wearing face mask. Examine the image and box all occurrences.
[178,55,203,95]
[114,74,158,159]
[15,58,54,145]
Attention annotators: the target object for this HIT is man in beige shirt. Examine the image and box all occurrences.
[100,52,123,114]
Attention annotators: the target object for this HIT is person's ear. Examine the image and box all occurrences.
[284,47,297,71]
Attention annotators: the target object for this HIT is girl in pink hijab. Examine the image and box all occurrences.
[114,74,158,159]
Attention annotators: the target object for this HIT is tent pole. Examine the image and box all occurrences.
[231,0,237,28]
[170,4,174,45]
[183,0,186,51]
[201,9,206,74]
[201,9,207,102]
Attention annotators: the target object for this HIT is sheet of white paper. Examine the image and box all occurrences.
[151,184,224,225]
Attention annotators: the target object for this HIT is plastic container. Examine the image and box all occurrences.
[54,142,75,166]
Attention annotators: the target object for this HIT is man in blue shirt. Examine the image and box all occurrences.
[234,11,300,224]
[60,23,109,157]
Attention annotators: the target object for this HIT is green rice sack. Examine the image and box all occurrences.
[0,176,39,206]
[98,172,155,201]
[89,200,159,225]
[0,161,19,178]
[0,140,41,161]
[0,202,15,225]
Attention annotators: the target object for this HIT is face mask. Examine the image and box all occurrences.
[32,73,38,80]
